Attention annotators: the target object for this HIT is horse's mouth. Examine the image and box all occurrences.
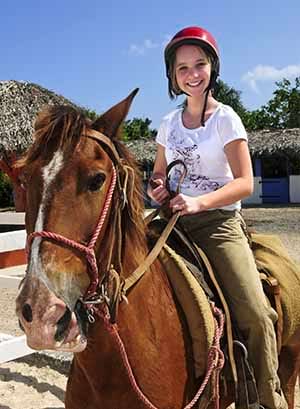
[53,304,89,352]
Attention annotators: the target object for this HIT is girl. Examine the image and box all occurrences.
[147,26,287,409]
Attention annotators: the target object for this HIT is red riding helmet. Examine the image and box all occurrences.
[164,26,220,98]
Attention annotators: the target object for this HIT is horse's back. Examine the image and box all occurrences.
[252,233,300,343]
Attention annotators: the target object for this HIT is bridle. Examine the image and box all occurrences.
[26,129,128,322]
[26,129,225,408]
[26,128,188,323]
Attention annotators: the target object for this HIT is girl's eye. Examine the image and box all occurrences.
[177,66,188,73]
[196,62,207,68]
[87,173,106,192]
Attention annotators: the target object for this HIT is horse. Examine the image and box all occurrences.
[16,90,300,409]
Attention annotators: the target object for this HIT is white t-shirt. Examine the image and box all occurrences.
[156,103,248,211]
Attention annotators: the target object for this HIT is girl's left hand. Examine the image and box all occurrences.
[169,194,207,215]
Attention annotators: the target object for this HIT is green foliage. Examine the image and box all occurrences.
[245,77,300,130]
[261,77,300,129]
[83,108,98,121]
[213,79,247,119]
[0,171,13,208]
[122,117,157,141]
[213,80,262,129]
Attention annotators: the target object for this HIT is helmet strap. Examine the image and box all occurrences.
[201,88,210,127]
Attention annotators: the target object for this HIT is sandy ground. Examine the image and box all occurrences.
[0,206,299,409]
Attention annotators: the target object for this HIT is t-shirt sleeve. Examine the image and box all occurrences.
[155,121,168,147]
[218,108,248,147]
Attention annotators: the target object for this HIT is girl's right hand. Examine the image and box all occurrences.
[147,177,170,205]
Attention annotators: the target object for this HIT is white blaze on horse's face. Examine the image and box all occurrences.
[29,149,63,278]
[37,149,64,231]
[28,150,78,304]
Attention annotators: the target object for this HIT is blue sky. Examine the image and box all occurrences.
[1,0,299,129]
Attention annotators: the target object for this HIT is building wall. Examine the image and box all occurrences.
[242,177,263,205]
[289,175,300,203]
[242,175,300,204]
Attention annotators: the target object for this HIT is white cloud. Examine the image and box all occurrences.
[127,35,173,56]
[242,64,300,93]
[128,39,159,56]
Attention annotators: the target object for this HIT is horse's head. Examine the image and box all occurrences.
[16,89,146,352]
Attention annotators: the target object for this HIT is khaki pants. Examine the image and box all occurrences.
[178,210,287,409]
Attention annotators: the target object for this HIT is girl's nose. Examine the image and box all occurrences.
[189,67,200,78]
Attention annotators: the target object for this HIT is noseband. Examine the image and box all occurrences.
[26,130,126,321]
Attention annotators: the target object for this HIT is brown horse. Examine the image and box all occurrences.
[16,90,300,409]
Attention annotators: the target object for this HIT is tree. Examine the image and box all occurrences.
[123,118,157,141]
[245,77,300,130]
[213,79,247,119]
[84,108,98,121]
[0,171,13,208]
[261,77,300,129]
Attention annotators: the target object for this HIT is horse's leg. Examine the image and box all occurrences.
[278,344,300,409]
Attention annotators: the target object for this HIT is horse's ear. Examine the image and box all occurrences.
[92,88,139,139]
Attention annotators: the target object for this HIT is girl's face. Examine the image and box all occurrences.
[174,45,211,98]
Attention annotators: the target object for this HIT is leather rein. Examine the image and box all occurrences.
[26,130,225,409]
[26,129,184,324]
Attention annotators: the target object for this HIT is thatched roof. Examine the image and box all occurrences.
[0,80,79,157]
[125,139,157,163]
[125,128,300,162]
[248,128,300,157]
[1,80,299,162]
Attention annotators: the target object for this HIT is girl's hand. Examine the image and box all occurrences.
[169,193,207,215]
[147,177,170,204]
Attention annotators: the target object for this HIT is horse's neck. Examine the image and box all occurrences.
[69,256,194,408]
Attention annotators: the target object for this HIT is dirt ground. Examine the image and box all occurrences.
[0,206,299,409]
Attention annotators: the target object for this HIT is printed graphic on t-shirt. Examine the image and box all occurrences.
[168,129,220,193]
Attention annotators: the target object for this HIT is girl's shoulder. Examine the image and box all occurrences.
[214,103,242,122]
[161,107,182,123]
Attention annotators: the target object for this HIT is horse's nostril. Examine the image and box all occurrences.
[22,303,33,323]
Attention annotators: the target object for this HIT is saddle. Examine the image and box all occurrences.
[147,216,284,409]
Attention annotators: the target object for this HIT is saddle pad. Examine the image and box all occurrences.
[158,243,215,378]
[252,233,300,343]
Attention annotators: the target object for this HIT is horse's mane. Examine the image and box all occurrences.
[21,104,147,261]
[107,137,148,266]
[22,105,89,164]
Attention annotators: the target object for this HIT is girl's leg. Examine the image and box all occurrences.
[180,210,287,409]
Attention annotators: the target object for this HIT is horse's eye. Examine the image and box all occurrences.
[88,173,106,192]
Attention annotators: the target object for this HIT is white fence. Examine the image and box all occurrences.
[0,212,34,364]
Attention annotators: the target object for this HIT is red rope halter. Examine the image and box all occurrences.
[98,303,224,409]
[26,165,117,302]
[25,136,225,408]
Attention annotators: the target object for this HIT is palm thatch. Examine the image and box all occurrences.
[0,80,79,158]
[125,129,300,162]
[248,128,300,158]
[124,139,157,163]
[1,81,300,162]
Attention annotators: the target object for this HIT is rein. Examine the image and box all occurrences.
[26,131,187,321]
[26,129,225,407]
[27,165,117,310]
[97,303,224,409]
[26,129,125,321]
